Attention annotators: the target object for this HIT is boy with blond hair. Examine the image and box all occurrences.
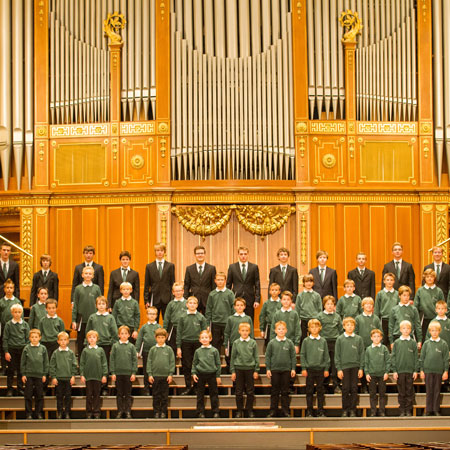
[259,282,282,347]
[295,274,322,343]
[374,272,399,346]
[163,282,187,354]
[337,279,362,319]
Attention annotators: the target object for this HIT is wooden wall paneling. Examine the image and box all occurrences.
[394,205,414,263]
[81,208,99,252]
[343,205,362,281]
[369,205,388,290]
[105,207,124,279]
[121,136,155,187]
[420,204,435,269]
[317,205,336,267]
[311,136,346,185]
[34,207,49,272]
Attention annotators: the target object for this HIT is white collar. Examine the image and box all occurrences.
[58,347,69,351]
[12,318,23,324]
[383,288,395,293]
[42,269,49,274]
[4,296,15,301]
[399,302,409,307]
[46,314,58,319]
[280,264,288,269]
[187,310,197,315]
[96,312,109,316]
[435,262,443,267]
[239,337,250,342]
[234,312,245,317]
[121,266,130,271]
[399,336,411,341]
[303,289,314,293]
[30,343,40,347]
[281,307,292,312]
[88,345,98,349]
[309,335,321,340]
[436,316,448,321]
[156,343,166,348]
[147,321,157,325]
[276,336,286,342]
[424,284,436,290]
[394,259,403,264]
[269,297,280,302]
[240,261,248,268]
[344,332,355,337]
[358,267,366,271]
[371,343,382,348]
[82,282,93,287]
[121,297,132,301]
[362,312,373,317]
[156,259,165,264]
[173,298,185,302]
[430,337,441,342]
[201,344,212,348]
[119,340,129,344]
[323,310,334,315]
[344,294,355,298]
[216,287,227,292]
[196,263,204,269]
[37,301,46,306]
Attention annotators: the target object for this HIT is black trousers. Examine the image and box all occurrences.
[270,370,291,414]
[152,376,169,415]
[7,347,23,391]
[235,369,255,412]
[0,335,5,371]
[211,323,226,352]
[99,344,111,391]
[381,319,390,347]
[425,372,442,413]
[86,379,102,415]
[142,351,150,390]
[24,377,44,416]
[116,375,132,413]
[342,367,359,411]
[196,372,219,413]
[245,304,255,322]
[42,341,59,361]
[421,318,432,343]
[368,376,387,412]
[306,369,325,411]
[397,372,415,413]
[77,323,87,362]
[300,319,313,345]
[153,303,169,323]
[167,326,177,356]
[55,379,72,413]
[181,341,201,387]
[324,340,339,389]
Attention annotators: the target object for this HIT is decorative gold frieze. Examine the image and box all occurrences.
[310,121,346,134]
[171,192,296,204]
[436,205,448,260]
[357,122,417,135]
[20,208,33,287]
[120,122,155,135]
[339,10,363,43]
[50,124,109,138]
[300,209,308,265]
[104,12,126,45]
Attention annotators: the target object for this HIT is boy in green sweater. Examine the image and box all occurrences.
[259,282,281,348]
[390,320,419,416]
[147,328,175,418]
[295,274,322,344]
[300,319,329,417]
[110,325,138,419]
[163,282,187,355]
[374,273,399,346]
[335,317,365,417]
[205,272,235,351]
[414,269,445,342]
[80,330,108,419]
[38,298,65,360]
[230,322,259,418]
[336,279,362,319]
[112,282,140,344]
[364,329,390,417]
[28,287,48,330]
[177,296,208,395]
[136,306,161,395]
[4,304,29,396]
[420,321,449,416]
[192,329,222,418]
[20,329,49,419]
[49,331,77,419]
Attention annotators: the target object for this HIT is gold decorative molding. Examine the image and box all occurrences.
[0,207,20,215]
[157,122,169,134]
[104,12,126,45]
[339,10,363,43]
[296,1,302,20]
[160,138,167,159]
[420,122,432,134]
[348,136,355,158]
[120,122,155,135]
[130,154,145,169]
[159,0,166,20]
[357,122,417,135]
[310,121,346,134]
[300,210,308,265]
[171,192,296,204]
[322,154,336,169]
[159,206,169,245]
[35,125,48,138]
[20,208,33,287]
[299,136,306,158]
[436,205,448,260]
[296,121,308,133]
[50,123,110,138]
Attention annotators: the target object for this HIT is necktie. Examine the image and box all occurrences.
[241,264,247,280]
[360,269,364,277]
[2,262,7,279]
[395,261,400,279]
[282,266,286,280]
[43,271,47,281]
[198,265,203,276]
[436,264,441,281]
[122,268,127,282]
[320,268,325,282]
[158,261,163,278]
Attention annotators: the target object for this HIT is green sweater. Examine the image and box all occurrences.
[420,338,449,374]
[192,345,222,377]
[49,348,78,379]
[20,344,49,377]
[109,341,138,375]
[85,313,118,346]
[317,311,343,341]
[0,297,22,327]
[388,304,422,343]
[205,289,235,325]
[295,290,323,320]
[79,346,108,381]
[336,295,362,319]
[426,317,450,348]
[374,289,399,319]
[270,309,301,345]
[112,297,140,330]
[38,315,65,343]
[266,337,297,371]
[300,336,330,370]
[162,299,187,330]
[259,298,282,333]
[147,344,175,377]
[3,320,30,351]
[224,314,254,348]
[176,311,208,347]
[390,337,419,373]
[364,344,391,376]
[355,313,382,347]
[29,302,47,330]
[136,322,161,354]
[414,286,445,319]
[72,284,102,323]
[335,333,365,370]
[230,338,259,373]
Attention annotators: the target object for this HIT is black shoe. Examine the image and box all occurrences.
[63,412,71,419]
[280,411,290,418]
[399,412,406,417]
[425,412,433,416]
[305,410,314,417]
[341,411,348,417]
[93,414,101,419]
[334,386,342,394]
[160,412,167,419]
[378,410,385,417]
[369,409,377,417]
[348,410,357,417]
[180,388,192,396]
[289,387,296,394]
[26,414,33,420]
[124,412,132,419]
[56,412,63,419]
[36,413,44,420]
[6,389,13,397]
[405,411,412,417]
[86,414,93,419]
[142,387,150,396]
[235,411,243,418]
[115,412,123,419]
[154,412,160,419]
[17,389,24,396]
[318,410,326,417]
[267,410,276,418]
[361,386,368,394]
[247,411,255,418]
[101,389,109,396]
[197,412,206,418]
[434,411,442,416]
[213,412,220,419]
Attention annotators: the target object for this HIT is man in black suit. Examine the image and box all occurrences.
[30,254,59,306]
[422,246,450,300]
[107,250,140,308]
[183,245,216,314]
[226,246,261,320]
[0,242,20,299]
[347,252,376,300]
[144,242,175,320]
[71,245,104,302]
[268,247,299,301]
[382,242,416,297]
[309,250,338,299]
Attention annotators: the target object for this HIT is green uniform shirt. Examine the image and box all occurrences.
[79,346,108,381]
[20,344,49,378]
[295,290,322,320]
[414,285,445,319]
[266,337,297,372]
[147,344,175,377]
[388,303,422,343]
[317,311,343,341]
[224,314,254,349]
[420,338,450,374]
[259,298,282,333]
[38,315,65,343]
[136,321,161,354]
[72,284,102,323]
[374,289,399,319]
[176,311,208,347]
[163,299,187,331]
[49,348,78,379]
[426,317,450,348]
[270,308,301,345]
[364,344,390,376]
[192,345,222,377]
[109,341,138,376]
[230,338,259,373]
[0,297,22,328]
[335,333,365,371]
[205,288,235,325]
[3,320,30,351]
[300,335,330,370]
[336,295,362,319]
[355,313,382,347]
[28,302,46,330]
[112,297,140,330]
[85,312,118,346]
[390,337,419,373]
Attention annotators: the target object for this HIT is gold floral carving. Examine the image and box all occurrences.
[300,213,307,265]
[339,10,363,43]
[420,122,432,134]
[158,122,169,134]
[296,122,307,133]
[322,154,336,168]
[20,209,33,287]
[436,205,448,261]
[104,12,126,45]
[130,154,145,169]
[0,207,20,215]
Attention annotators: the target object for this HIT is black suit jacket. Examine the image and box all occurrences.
[309,266,338,299]
[107,268,140,308]
[347,268,376,300]
[268,265,299,300]
[184,263,217,308]
[382,260,416,296]
[423,262,450,300]
[0,259,20,298]
[30,270,59,305]
[71,262,104,301]
[226,262,261,306]
[144,260,175,306]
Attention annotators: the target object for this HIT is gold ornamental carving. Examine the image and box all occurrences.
[420,122,432,134]
[322,154,336,169]
[436,205,448,261]
[104,12,126,45]
[158,122,169,134]
[20,209,33,287]
[300,212,307,265]
[130,154,145,169]
[339,10,363,43]
[296,122,307,133]
[0,207,20,216]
